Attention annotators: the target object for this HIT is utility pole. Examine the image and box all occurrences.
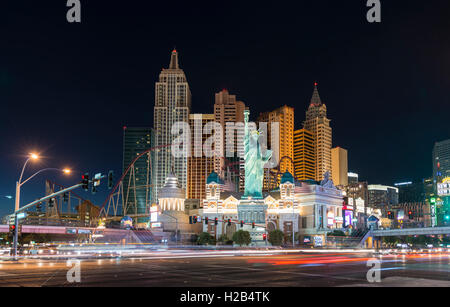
[11,175,105,260]
[12,214,18,260]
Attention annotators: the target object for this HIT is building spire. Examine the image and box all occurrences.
[310,81,322,106]
[169,49,179,69]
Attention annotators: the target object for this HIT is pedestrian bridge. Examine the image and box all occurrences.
[372,226,450,237]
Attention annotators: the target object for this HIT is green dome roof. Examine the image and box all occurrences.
[281,172,294,184]
[207,171,224,184]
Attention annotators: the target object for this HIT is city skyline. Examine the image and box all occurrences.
[1,1,450,217]
[1,0,450,290]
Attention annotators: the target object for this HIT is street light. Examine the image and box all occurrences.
[15,153,71,212]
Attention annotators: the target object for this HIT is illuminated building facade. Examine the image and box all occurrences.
[187,114,215,201]
[303,83,332,181]
[202,171,343,246]
[258,105,295,190]
[158,173,203,239]
[331,147,348,187]
[394,181,425,203]
[368,184,399,211]
[213,90,246,191]
[433,139,450,191]
[348,172,359,184]
[293,129,315,181]
[153,50,191,202]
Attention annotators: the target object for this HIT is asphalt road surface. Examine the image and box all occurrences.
[0,251,449,287]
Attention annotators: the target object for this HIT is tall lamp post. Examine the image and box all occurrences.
[15,153,39,212]
[12,153,71,259]
[15,153,71,212]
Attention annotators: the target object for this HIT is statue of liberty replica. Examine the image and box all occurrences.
[243,109,272,199]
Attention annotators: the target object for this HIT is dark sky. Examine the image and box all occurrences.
[1,1,449,217]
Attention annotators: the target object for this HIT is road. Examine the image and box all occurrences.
[0,251,449,287]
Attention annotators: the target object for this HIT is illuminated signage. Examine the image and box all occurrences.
[431,203,436,227]
[437,180,450,196]
[151,222,162,228]
[397,209,404,221]
[394,182,412,186]
[327,211,335,225]
[335,216,343,222]
[314,236,323,247]
[344,211,353,227]
[150,205,159,222]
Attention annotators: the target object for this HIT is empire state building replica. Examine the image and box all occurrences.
[153,50,192,201]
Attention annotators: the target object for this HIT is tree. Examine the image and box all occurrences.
[197,232,215,245]
[268,229,284,246]
[383,236,400,247]
[218,234,233,245]
[232,230,251,246]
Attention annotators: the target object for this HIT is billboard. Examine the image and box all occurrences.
[437,177,450,196]
[344,210,353,227]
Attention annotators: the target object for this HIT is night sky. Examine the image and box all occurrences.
[1,1,449,217]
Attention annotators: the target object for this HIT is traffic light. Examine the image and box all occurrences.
[48,197,55,208]
[204,217,209,225]
[36,203,42,212]
[262,233,267,240]
[387,211,394,219]
[82,173,89,191]
[9,225,16,236]
[227,219,231,226]
[240,220,244,227]
[193,216,197,224]
[107,170,114,189]
[18,225,22,236]
[408,211,414,219]
[63,193,68,202]
[252,222,255,229]
[189,216,193,224]
[444,212,450,221]
[214,217,218,225]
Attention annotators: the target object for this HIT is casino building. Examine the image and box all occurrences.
[202,171,344,246]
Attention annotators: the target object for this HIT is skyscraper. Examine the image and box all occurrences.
[122,127,154,221]
[433,139,450,188]
[293,129,315,181]
[213,89,246,191]
[331,147,348,187]
[187,113,215,201]
[258,105,294,190]
[153,50,191,201]
[348,172,359,184]
[303,83,332,181]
